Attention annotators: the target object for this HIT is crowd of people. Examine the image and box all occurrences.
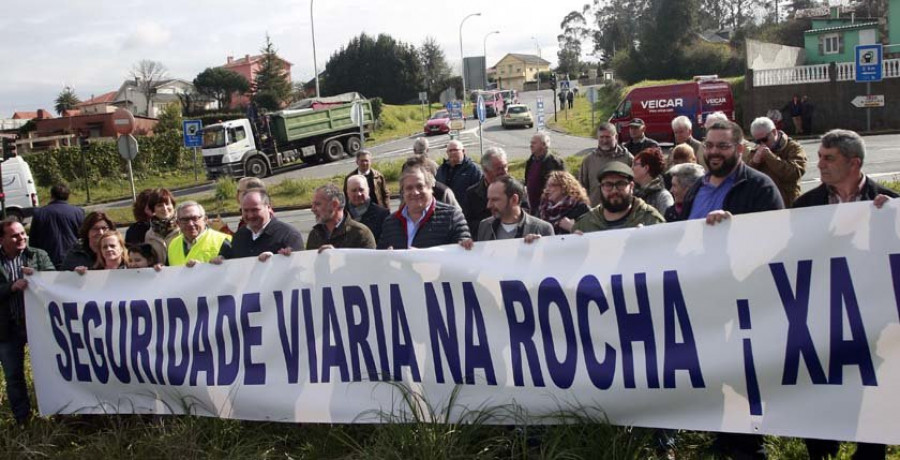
[0,110,894,458]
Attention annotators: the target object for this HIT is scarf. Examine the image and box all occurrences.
[539,195,580,229]
[149,216,177,237]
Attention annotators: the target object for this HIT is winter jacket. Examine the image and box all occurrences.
[344,168,391,211]
[793,175,898,208]
[435,156,483,209]
[680,162,784,219]
[634,176,675,216]
[27,200,84,267]
[307,216,376,250]
[378,200,470,249]
[476,212,554,241]
[0,247,54,341]
[742,132,807,206]
[573,197,664,233]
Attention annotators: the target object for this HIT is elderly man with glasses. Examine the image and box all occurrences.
[168,201,232,266]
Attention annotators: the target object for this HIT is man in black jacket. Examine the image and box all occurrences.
[379,165,470,249]
[435,140,483,209]
[622,118,659,155]
[524,132,565,212]
[346,174,390,243]
[214,190,304,262]
[794,129,893,460]
[680,121,784,225]
[463,147,513,237]
[28,183,84,267]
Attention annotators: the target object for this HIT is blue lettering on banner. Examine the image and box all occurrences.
[576,276,616,390]
[239,293,266,385]
[368,285,391,381]
[770,261,827,385]
[538,278,578,389]
[343,286,379,382]
[275,290,302,384]
[390,284,421,382]
[462,282,495,385]
[426,282,463,384]
[321,287,349,383]
[829,258,876,386]
[189,297,214,386]
[613,274,659,389]
[662,271,704,389]
[166,298,189,386]
[501,280,546,387]
[215,296,240,386]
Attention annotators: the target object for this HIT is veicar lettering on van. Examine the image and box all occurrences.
[640,99,684,110]
[705,98,726,105]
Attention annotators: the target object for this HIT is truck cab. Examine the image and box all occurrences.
[202,119,268,178]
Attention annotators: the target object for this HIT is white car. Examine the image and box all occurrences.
[501,104,534,129]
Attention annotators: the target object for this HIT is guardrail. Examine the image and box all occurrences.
[754,59,900,86]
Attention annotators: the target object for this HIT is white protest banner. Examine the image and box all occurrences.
[25,201,900,444]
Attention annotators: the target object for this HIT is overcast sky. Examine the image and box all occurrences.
[0,0,594,116]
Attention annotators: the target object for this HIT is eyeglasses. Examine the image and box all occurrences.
[754,137,769,144]
[177,215,204,224]
[600,181,631,191]
[89,225,110,234]
[703,142,736,151]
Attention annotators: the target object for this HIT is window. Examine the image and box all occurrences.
[822,33,841,55]
[233,126,247,142]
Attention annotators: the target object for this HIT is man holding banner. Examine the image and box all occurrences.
[167,201,232,267]
[0,219,54,425]
[794,128,896,460]
[215,190,304,262]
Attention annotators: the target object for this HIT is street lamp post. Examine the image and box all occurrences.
[483,30,499,90]
[531,36,542,91]
[311,0,321,98]
[458,12,481,107]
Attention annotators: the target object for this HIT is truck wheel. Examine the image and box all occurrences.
[244,156,269,178]
[322,139,345,162]
[345,136,362,154]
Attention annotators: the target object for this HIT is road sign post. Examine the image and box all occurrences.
[588,87,598,131]
[117,134,139,201]
[476,95,486,157]
[855,44,883,132]
[536,97,545,131]
[183,120,203,182]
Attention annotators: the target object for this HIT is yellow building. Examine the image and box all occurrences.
[492,54,551,91]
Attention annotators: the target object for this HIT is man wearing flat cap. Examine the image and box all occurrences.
[622,118,659,155]
[573,162,665,233]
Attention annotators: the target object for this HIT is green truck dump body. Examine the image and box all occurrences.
[269,101,373,144]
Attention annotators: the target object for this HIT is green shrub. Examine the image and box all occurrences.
[370,97,384,121]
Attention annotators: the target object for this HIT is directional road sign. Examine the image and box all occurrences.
[855,44,883,82]
[183,120,203,148]
[851,95,885,108]
[536,97,545,130]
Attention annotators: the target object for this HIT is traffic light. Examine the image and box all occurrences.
[550,74,557,91]
[1,136,16,160]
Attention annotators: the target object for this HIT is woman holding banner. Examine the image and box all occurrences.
[60,211,116,271]
[538,171,590,235]
[73,232,129,273]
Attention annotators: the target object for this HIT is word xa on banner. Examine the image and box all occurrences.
[25,201,900,444]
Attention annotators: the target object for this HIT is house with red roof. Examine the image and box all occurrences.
[221,53,292,109]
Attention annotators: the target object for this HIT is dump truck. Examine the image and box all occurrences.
[201,92,374,179]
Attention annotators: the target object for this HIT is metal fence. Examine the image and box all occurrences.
[752,59,900,86]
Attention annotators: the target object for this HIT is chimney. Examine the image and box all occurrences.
[245,54,250,62]
[227,55,233,64]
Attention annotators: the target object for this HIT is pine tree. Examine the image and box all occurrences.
[252,35,293,110]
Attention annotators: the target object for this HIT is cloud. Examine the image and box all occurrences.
[123,21,172,49]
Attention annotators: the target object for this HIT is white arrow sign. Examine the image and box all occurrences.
[851,95,885,108]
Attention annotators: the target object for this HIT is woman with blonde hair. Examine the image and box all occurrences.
[538,170,590,234]
[74,232,129,273]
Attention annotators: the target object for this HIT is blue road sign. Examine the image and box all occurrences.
[855,44,883,82]
[449,101,463,120]
[183,120,203,148]
[536,97,545,130]
[476,95,486,123]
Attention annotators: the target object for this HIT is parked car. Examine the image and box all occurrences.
[424,110,453,136]
[501,104,534,129]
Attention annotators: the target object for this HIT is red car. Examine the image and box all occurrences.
[424,110,455,136]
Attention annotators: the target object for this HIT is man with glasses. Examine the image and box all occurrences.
[168,201,232,266]
[579,122,634,207]
[436,140,483,209]
[573,162,664,233]
[680,121,783,224]
[746,116,807,207]
[0,219,54,425]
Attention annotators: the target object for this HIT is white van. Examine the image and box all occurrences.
[1,156,39,221]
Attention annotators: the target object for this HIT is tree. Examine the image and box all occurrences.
[54,86,80,115]
[640,0,697,78]
[419,36,451,103]
[130,60,168,116]
[557,9,590,76]
[324,33,423,104]
[193,67,250,110]
[251,34,293,111]
[155,103,183,134]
